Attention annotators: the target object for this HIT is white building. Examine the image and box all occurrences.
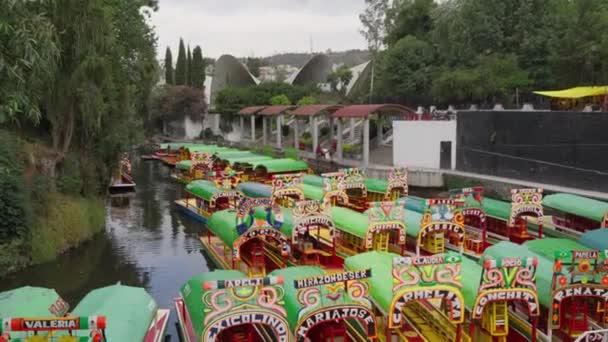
[393,120,457,170]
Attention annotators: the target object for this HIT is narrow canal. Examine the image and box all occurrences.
[0,157,445,340]
[0,159,212,340]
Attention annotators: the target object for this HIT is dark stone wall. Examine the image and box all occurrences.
[456,111,608,192]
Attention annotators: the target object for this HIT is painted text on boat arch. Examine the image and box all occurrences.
[473,257,539,320]
[390,253,464,327]
[509,188,543,226]
[366,200,406,249]
[417,198,465,254]
[386,167,408,199]
[550,249,608,327]
[292,200,335,244]
[236,197,283,235]
[271,173,305,202]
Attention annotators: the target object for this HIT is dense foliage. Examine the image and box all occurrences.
[164,47,174,85]
[363,0,608,106]
[175,38,187,86]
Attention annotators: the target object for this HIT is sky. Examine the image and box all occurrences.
[149,0,369,59]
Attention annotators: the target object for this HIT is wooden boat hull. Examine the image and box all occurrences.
[174,200,208,224]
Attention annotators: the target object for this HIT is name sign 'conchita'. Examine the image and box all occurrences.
[473,257,540,320]
[390,252,465,328]
[293,268,376,342]
[551,249,608,328]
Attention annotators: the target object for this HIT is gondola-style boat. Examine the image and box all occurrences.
[174,178,242,224]
[543,193,608,234]
[245,159,310,184]
[483,242,608,341]
[203,197,291,277]
[344,251,469,342]
[108,154,135,193]
[268,266,377,342]
[1,284,168,342]
[171,151,214,184]
[175,271,291,342]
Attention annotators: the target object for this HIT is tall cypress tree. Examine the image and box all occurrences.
[175,38,187,85]
[191,46,206,89]
[187,45,192,86]
[164,47,174,84]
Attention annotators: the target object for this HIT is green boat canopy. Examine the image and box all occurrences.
[177,160,192,171]
[460,257,483,310]
[223,155,273,166]
[160,142,206,150]
[68,284,158,341]
[482,198,511,220]
[186,146,234,153]
[252,159,309,173]
[482,242,553,308]
[212,150,250,158]
[524,238,594,260]
[579,228,608,250]
[344,251,396,313]
[268,266,326,329]
[303,184,323,200]
[186,180,229,201]
[331,207,369,239]
[181,270,247,339]
[237,182,272,198]
[400,196,426,214]
[303,175,323,187]
[544,193,608,223]
[0,286,67,318]
[366,178,388,193]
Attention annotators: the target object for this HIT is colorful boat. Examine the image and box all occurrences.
[63,284,169,342]
[543,193,608,233]
[483,242,608,341]
[175,271,291,342]
[246,159,310,183]
[578,227,608,250]
[108,154,135,193]
[268,266,377,342]
[344,251,468,341]
[174,179,242,223]
[0,287,69,319]
[203,198,291,277]
[449,187,489,253]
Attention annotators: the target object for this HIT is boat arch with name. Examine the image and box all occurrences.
[417,198,466,254]
[389,253,465,328]
[321,171,350,207]
[385,167,409,200]
[366,200,406,252]
[291,200,335,244]
[269,266,376,342]
[510,188,544,239]
[233,197,290,261]
[176,271,292,342]
[271,173,305,206]
[551,249,608,329]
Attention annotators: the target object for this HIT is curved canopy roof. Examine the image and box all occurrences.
[70,284,158,341]
[401,196,426,214]
[223,155,273,166]
[524,238,593,260]
[303,174,323,187]
[579,228,608,250]
[268,266,326,328]
[287,54,332,86]
[482,242,553,308]
[177,160,192,171]
[344,251,396,312]
[331,207,369,238]
[211,55,259,105]
[258,105,296,116]
[186,180,234,201]
[460,257,483,310]
[0,286,67,318]
[534,86,608,99]
[180,270,247,338]
[333,104,417,118]
[252,159,309,173]
[291,105,343,117]
[238,106,267,115]
[366,178,388,193]
[302,184,323,200]
[237,182,272,198]
[544,193,608,222]
[482,198,511,220]
[208,207,294,245]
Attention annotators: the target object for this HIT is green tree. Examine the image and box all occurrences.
[175,38,187,85]
[191,46,206,90]
[0,0,59,124]
[164,47,174,84]
[246,57,263,77]
[385,0,437,46]
[269,94,291,105]
[359,0,388,53]
[376,36,435,102]
[186,44,192,86]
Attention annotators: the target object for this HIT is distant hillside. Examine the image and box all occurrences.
[247,50,371,68]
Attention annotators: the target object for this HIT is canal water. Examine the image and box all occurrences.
[0,159,212,340]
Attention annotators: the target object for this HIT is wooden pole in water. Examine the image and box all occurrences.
[531,317,538,342]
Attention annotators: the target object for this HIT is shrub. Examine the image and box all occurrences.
[57,153,82,195]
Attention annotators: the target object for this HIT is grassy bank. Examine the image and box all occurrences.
[0,130,106,276]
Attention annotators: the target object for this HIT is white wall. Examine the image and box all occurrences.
[392,121,457,170]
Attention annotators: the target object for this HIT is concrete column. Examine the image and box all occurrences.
[349,118,356,141]
[336,118,343,160]
[329,117,335,141]
[240,116,245,140]
[262,116,267,145]
[363,118,370,166]
[276,115,282,149]
[293,117,299,150]
[376,118,383,146]
[250,116,255,141]
[311,116,318,154]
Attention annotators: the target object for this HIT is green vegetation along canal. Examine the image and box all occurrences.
[0,159,213,340]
